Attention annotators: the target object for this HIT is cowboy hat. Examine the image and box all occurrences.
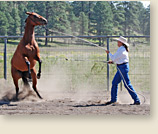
[116,36,129,47]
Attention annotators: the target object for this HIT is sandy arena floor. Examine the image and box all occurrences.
[0,88,150,115]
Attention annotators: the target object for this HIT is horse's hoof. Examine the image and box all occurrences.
[37,73,41,79]
[28,75,32,81]
[13,96,19,102]
[28,78,32,82]
[37,95,43,99]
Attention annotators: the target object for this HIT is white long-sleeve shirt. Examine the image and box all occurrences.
[109,46,129,64]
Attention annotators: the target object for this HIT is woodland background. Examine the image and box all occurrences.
[0,1,150,45]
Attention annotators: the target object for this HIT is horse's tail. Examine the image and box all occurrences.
[22,77,29,86]
[21,72,29,87]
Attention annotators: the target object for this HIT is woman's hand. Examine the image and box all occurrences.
[105,50,110,54]
[108,60,114,64]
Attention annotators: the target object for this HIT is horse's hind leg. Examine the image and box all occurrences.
[31,68,43,99]
[11,66,21,100]
[13,79,19,100]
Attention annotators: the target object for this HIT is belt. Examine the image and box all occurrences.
[117,62,128,65]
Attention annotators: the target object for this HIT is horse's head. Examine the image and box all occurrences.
[26,12,47,26]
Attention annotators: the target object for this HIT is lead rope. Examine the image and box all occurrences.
[42,27,107,51]
[116,65,146,104]
[42,27,146,104]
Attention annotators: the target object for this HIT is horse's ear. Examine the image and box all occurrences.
[26,12,32,15]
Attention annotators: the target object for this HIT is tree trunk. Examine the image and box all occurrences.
[88,2,91,36]
[45,26,48,46]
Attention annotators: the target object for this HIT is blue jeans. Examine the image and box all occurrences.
[111,63,140,103]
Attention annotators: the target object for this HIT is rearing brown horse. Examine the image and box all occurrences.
[11,12,47,100]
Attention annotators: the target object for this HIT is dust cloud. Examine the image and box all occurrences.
[0,79,39,102]
[0,65,102,103]
[38,65,101,103]
[0,65,149,105]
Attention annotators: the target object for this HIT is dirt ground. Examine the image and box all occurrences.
[0,88,150,115]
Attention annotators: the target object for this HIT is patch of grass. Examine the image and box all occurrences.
[0,39,150,91]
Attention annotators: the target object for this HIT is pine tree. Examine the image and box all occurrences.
[5,12,14,35]
[92,1,113,45]
[71,1,84,17]
[144,5,150,36]
[11,7,20,35]
[0,1,150,40]
[78,12,88,35]
[110,1,125,35]
[0,1,9,36]
[87,1,95,35]
[0,11,8,36]
[68,10,79,35]
[122,1,140,36]
[46,1,71,34]
[17,1,28,35]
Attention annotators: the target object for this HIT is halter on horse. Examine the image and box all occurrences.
[11,12,47,100]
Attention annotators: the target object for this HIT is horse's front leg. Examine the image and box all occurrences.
[25,61,32,80]
[37,59,42,79]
